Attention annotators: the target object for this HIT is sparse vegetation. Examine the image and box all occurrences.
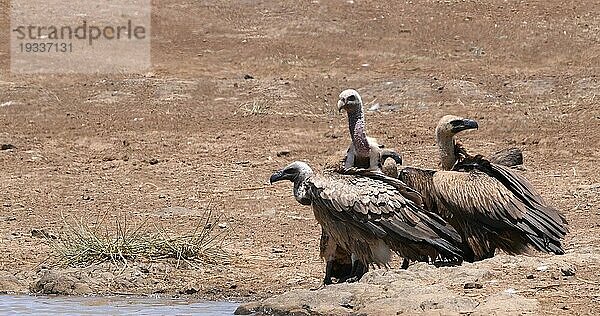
[50,209,229,268]
[239,99,270,115]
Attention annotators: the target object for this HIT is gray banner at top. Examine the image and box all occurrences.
[10,0,151,74]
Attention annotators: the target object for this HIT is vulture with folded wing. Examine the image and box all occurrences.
[270,161,463,281]
[399,115,568,262]
[320,89,404,284]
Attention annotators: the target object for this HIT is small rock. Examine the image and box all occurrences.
[276,150,291,157]
[149,158,159,165]
[536,265,548,272]
[5,216,16,222]
[218,223,228,229]
[1,144,16,150]
[526,274,535,279]
[31,228,50,239]
[560,266,575,277]
[0,101,16,107]
[464,282,483,289]
[31,270,80,295]
[243,74,254,80]
[368,103,381,111]
[3,202,11,207]
[272,248,285,254]
[505,288,517,294]
[180,287,199,295]
[82,195,93,201]
[73,282,92,295]
[234,305,255,315]
[420,300,441,310]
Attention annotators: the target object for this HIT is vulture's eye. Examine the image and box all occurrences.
[347,95,356,102]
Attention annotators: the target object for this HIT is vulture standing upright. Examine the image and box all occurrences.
[399,115,568,262]
[321,89,403,284]
[270,161,463,281]
[337,89,402,172]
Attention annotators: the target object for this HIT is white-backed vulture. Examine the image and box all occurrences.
[321,89,403,284]
[337,89,403,171]
[439,116,523,169]
[399,115,568,262]
[270,161,463,280]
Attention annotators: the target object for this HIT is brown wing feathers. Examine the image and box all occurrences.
[400,155,567,260]
[310,169,463,262]
[458,156,567,243]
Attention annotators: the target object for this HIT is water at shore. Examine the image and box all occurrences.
[0,295,239,315]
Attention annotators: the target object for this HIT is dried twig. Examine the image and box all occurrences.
[199,186,267,194]
[577,278,600,286]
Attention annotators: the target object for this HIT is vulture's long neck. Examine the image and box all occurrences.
[293,175,312,206]
[348,109,370,156]
[437,134,457,171]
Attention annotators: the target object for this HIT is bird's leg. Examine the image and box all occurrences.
[345,255,368,283]
[323,260,334,285]
[401,258,410,270]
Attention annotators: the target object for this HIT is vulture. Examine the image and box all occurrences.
[398,115,568,262]
[337,89,403,171]
[320,89,403,284]
[270,161,464,282]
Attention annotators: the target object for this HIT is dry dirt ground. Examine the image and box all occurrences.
[0,0,599,314]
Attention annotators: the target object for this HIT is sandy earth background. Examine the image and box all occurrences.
[0,0,599,314]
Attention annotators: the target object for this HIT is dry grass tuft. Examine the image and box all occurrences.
[239,99,270,115]
[50,208,229,268]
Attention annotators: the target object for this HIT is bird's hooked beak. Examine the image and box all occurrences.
[269,169,292,184]
[337,98,347,113]
[450,118,479,133]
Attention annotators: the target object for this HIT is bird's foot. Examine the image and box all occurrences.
[433,257,463,267]
[345,276,361,283]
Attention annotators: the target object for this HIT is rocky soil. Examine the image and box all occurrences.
[237,251,598,315]
[0,0,599,315]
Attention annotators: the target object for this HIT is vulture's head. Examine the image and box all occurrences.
[270,161,314,184]
[379,148,403,177]
[337,89,363,113]
[436,115,479,138]
[380,148,403,166]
